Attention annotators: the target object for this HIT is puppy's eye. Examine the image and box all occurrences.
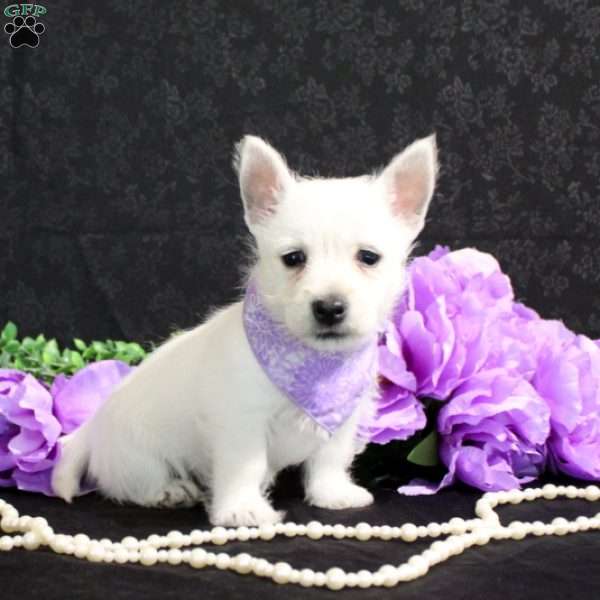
[357,249,381,266]
[281,250,307,268]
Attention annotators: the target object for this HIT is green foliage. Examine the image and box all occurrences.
[0,321,147,385]
[406,431,439,467]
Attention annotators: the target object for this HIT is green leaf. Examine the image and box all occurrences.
[70,350,84,370]
[22,337,36,351]
[42,339,60,365]
[92,341,105,354]
[406,431,439,467]
[1,322,18,342]
[73,338,86,351]
[4,340,20,354]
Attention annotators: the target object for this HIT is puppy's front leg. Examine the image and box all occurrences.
[210,416,283,527]
[304,414,374,510]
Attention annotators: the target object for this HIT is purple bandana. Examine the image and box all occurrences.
[243,281,379,434]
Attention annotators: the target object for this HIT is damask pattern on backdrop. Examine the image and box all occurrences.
[1,1,599,347]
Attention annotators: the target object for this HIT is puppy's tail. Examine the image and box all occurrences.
[51,421,92,502]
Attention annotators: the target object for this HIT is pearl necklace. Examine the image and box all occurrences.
[1,483,599,590]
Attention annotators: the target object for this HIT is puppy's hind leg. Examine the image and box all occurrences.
[89,443,202,509]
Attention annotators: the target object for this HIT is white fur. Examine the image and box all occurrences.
[52,134,438,526]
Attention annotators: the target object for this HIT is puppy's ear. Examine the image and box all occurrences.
[380,134,438,236]
[234,136,293,227]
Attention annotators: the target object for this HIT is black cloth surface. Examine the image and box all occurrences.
[1,473,599,599]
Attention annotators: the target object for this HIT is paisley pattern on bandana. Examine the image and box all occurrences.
[243,281,378,434]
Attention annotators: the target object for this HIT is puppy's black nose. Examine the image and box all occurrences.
[312,297,347,326]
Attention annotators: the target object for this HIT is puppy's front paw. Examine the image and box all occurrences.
[307,482,374,510]
[210,496,284,527]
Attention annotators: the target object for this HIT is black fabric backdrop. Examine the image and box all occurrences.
[1,1,600,598]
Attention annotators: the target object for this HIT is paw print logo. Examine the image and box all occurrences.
[4,15,45,48]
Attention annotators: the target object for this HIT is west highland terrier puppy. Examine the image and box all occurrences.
[52,135,438,526]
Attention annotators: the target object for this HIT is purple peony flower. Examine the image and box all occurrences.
[0,360,132,496]
[399,370,550,495]
[396,246,514,400]
[534,333,600,480]
[0,369,61,495]
[368,386,426,444]
[366,323,426,443]
[52,360,132,434]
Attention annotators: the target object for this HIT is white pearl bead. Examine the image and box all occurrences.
[508,521,527,540]
[585,485,600,501]
[427,522,442,537]
[121,536,138,550]
[326,567,347,590]
[273,562,293,584]
[355,522,372,541]
[210,526,228,545]
[356,569,373,588]
[31,517,48,533]
[430,540,450,561]
[552,517,569,536]
[140,547,158,566]
[379,525,393,540]
[566,485,578,498]
[0,536,14,551]
[397,564,414,582]
[233,553,253,574]
[252,558,270,577]
[283,523,298,537]
[23,532,41,550]
[190,529,205,544]
[448,517,467,534]
[332,524,346,539]
[215,552,231,569]
[236,526,250,541]
[299,568,316,587]
[346,572,359,587]
[379,564,399,587]
[508,489,523,504]
[258,524,276,541]
[190,548,208,568]
[114,548,129,563]
[400,523,418,542]
[542,484,558,499]
[314,572,327,587]
[306,521,324,540]
[166,530,184,548]
[18,516,32,529]
[576,516,590,531]
[88,543,106,563]
[408,554,429,575]
[523,488,537,501]
[167,549,183,565]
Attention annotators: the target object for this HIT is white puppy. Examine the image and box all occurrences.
[52,135,437,526]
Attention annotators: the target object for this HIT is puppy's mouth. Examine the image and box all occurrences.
[315,329,349,341]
